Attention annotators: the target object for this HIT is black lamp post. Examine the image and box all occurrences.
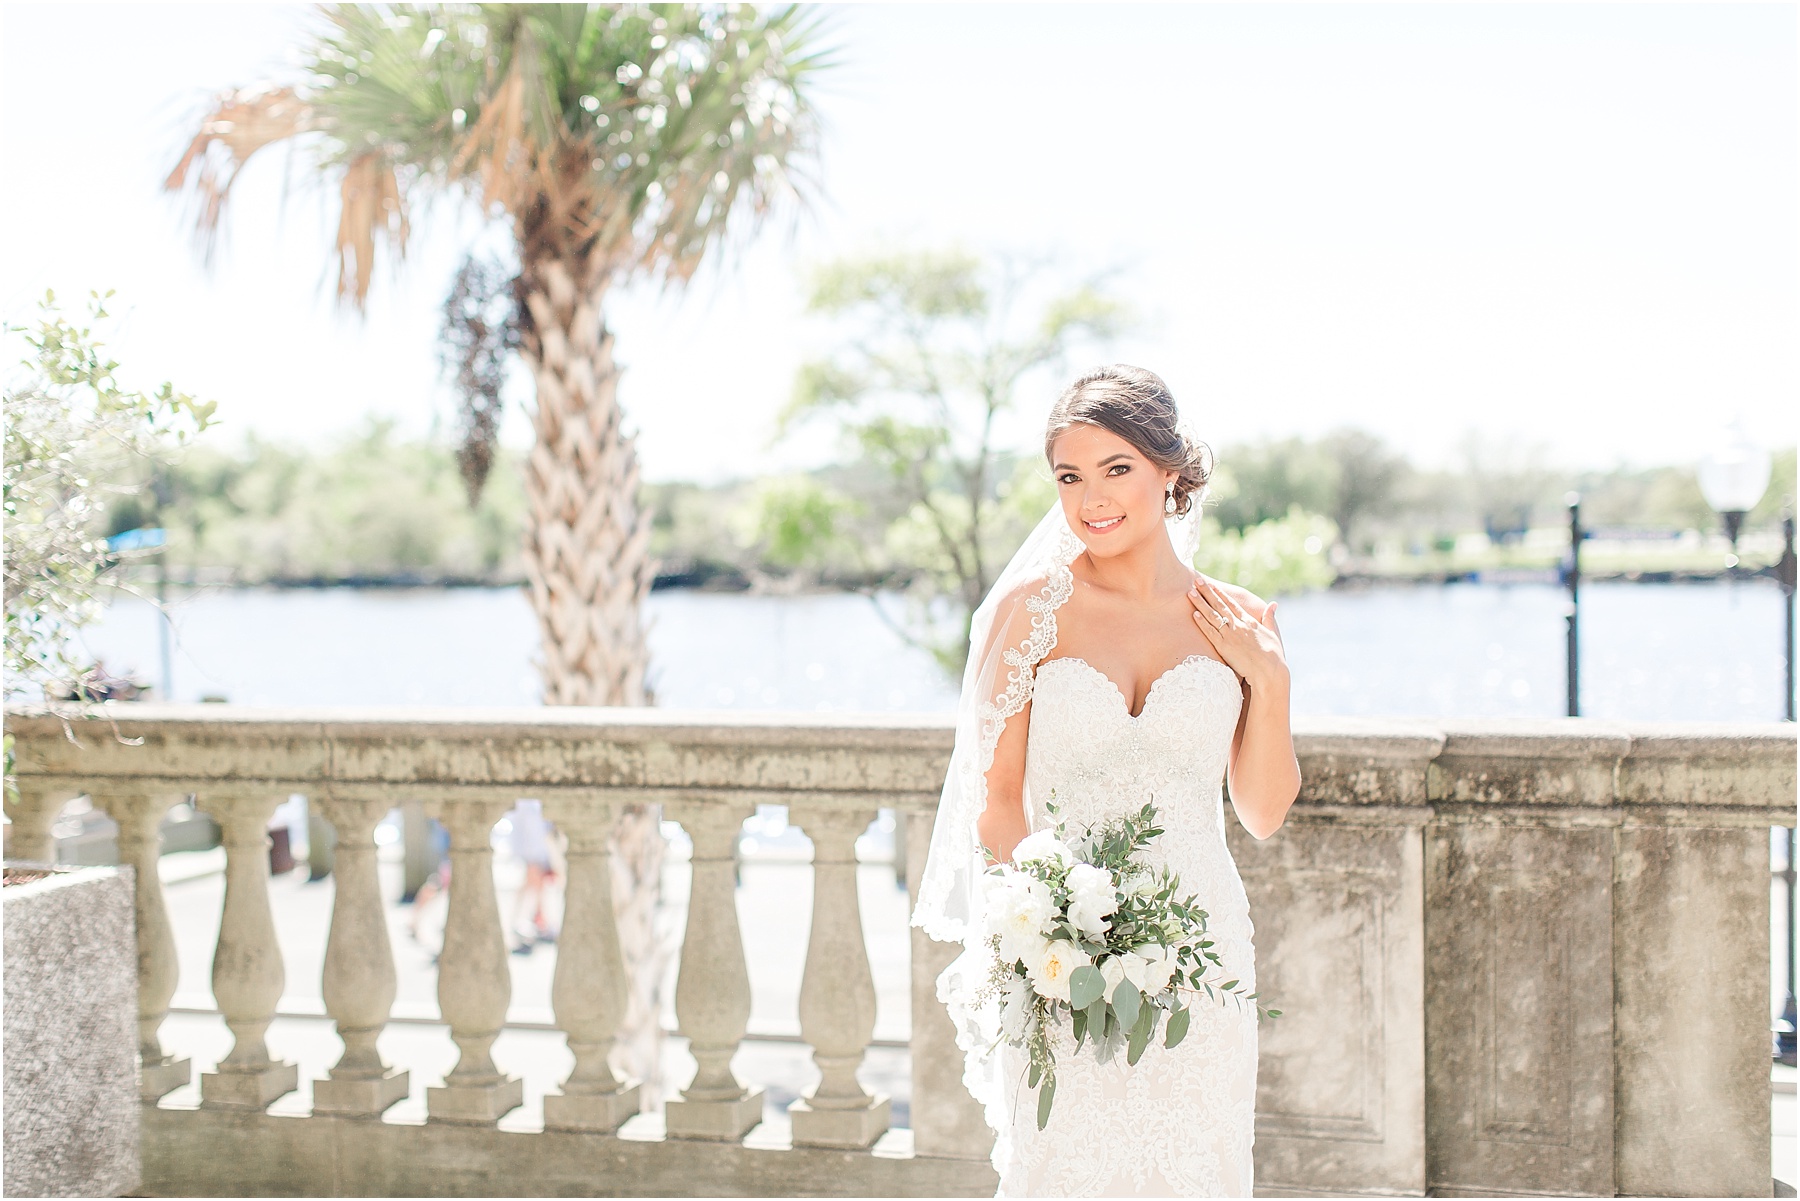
[1564,491,1581,718]
[1780,503,1796,1067]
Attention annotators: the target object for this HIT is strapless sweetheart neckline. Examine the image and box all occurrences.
[1037,652,1238,721]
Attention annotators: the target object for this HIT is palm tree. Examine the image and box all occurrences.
[165,2,827,1097]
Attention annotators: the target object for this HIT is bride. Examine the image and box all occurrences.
[912,364,1301,1198]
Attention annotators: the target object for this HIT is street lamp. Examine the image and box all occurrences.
[1696,420,1772,568]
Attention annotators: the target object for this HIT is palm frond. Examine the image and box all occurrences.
[163,87,316,265]
[165,3,834,304]
[335,153,410,306]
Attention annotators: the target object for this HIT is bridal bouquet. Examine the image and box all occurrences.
[978,791,1279,1129]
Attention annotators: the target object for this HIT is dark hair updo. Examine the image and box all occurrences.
[1043,364,1214,518]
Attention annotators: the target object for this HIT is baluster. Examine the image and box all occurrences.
[198,792,298,1108]
[3,779,72,863]
[542,794,640,1131]
[312,795,408,1116]
[96,789,193,1101]
[905,807,994,1158]
[664,801,763,1140]
[789,807,891,1148]
[426,799,523,1123]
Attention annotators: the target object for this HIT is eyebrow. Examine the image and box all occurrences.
[1052,452,1134,472]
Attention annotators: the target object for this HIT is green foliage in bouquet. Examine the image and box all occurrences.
[980,792,1279,1130]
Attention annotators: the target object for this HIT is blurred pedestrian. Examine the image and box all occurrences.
[407,818,452,946]
[508,799,559,953]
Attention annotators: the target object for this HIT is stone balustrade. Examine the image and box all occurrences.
[3,704,1791,1198]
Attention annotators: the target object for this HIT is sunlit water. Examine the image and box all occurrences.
[76,579,1793,722]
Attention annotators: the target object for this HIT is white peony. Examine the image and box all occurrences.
[1123,943,1179,995]
[1065,862,1119,935]
[1122,868,1158,898]
[1012,830,1074,867]
[984,871,1056,965]
[1026,938,1091,1003]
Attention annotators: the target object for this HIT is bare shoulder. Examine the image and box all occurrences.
[981,571,1063,654]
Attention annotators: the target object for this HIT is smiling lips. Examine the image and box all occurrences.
[1084,515,1125,533]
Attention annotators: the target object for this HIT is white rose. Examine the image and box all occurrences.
[1065,862,1119,935]
[1098,955,1126,995]
[1123,944,1179,995]
[1012,830,1074,867]
[1122,868,1158,898]
[1026,939,1091,1003]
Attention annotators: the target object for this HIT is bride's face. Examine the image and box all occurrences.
[1050,423,1178,556]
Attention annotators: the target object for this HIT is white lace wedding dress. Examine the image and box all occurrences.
[995,649,1258,1198]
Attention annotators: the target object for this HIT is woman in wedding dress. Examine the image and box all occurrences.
[912,364,1301,1198]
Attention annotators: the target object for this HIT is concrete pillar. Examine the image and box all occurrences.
[100,790,193,1101]
[1613,824,1771,1197]
[789,807,890,1149]
[905,809,995,1161]
[197,792,298,1108]
[426,799,522,1124]
[542,795,640,1132]
[312,795,408,1117]
[664,801,762,1140]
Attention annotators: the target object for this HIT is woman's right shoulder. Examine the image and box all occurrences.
[983,569,1073,658]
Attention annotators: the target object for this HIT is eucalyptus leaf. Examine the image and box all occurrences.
[1165,1005,1191,1049]
[1111,979,1141,1033]
[1068,964,1104,1010]
[1126,1001,1155,1065]
[1036,1075,1056,1130]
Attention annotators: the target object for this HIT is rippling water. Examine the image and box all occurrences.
[77,580,1793,722]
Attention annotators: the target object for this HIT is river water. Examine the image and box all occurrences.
[80,579,1794,722]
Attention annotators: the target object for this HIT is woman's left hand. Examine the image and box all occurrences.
[1187,573,1289,693]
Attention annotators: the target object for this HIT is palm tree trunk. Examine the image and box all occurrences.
[518,256,668,1106]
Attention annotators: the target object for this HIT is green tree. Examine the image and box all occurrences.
[1318,428,1409,554]
[1193,507,1338,599]
[775,249,1125,672]
[1206,437,1336,533]
[164,2,828,1099]
[3,292,216,707]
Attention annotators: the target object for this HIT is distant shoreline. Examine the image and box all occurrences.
[101,565,1790,593]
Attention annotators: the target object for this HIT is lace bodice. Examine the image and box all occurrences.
[1024,652,1254,949]
[995,642,1260,1197]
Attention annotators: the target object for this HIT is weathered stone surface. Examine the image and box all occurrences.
[1613,825,1770,1198]
[1430,720,1632,809]
[139,1106,999,1196]
[1617,724,1798,816]
[3,865,140,1198]
[1231,816,1425,1196]
[1425,822,1616,1196]
[5,706,1790,1198]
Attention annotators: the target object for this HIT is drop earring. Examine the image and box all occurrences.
[1165,485,1177,515]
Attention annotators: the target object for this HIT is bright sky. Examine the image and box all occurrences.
[2,2,1794,483]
